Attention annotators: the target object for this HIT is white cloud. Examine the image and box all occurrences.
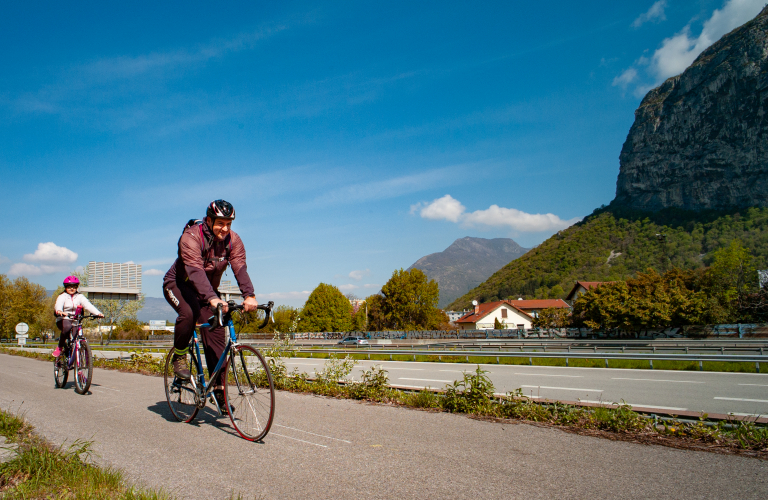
[632,0,668,28]
[463,205,581,232]
[363,284,381,289]
[412,195,580,232]
[0,253,9,264]
[144,269,164,276]
[612,68,638,89]
[23,242,78,264]
[412,194,466,223]
[8,262,70,276]
[349,269,371,281]
[125,260,136,265]
[337,284,359,292]
[619,0,764,93]
[9,263,44,276]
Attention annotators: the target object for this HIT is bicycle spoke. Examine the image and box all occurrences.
[164,347,199,423]
[224,345,274,441]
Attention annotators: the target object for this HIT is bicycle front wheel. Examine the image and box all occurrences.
[224,345,275,441]
[54,353,68,388]
[73,340,93,394]
[164,347,199,423]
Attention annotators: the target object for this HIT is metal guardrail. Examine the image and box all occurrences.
[295,348,768,372]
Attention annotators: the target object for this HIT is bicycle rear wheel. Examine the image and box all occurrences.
[73,340,93,395]
[54,353,68,388]
[224,345,275,441]
[164,347,199,423]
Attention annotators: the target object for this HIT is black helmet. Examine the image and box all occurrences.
[206,200,236,220]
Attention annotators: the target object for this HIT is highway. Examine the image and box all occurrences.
[284,358,768,416]
[1,352,767,499]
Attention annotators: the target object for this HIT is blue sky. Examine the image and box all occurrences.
[1,0,764,306]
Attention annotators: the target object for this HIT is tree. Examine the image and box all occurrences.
[493,317,504,329]
[532,307,570,329]
[298,283,353,332]
[364,294,386,332]
[93,296,145,345]
[571,268,714,331]
[379,268,442,330]
[0,275,48,339]
[700,239,758,322]
[351,302,368,331]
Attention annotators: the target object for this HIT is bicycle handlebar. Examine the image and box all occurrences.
[211,300,274,330]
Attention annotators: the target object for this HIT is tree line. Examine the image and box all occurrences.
[238,268,451,334]
[533,240,768,331]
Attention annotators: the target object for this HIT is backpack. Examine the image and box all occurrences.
[177,219,231,267]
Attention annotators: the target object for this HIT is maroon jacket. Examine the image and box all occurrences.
[164,222,255,303]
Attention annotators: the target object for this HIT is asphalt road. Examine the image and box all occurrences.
[282,358,768,416]
[2,352,768,499]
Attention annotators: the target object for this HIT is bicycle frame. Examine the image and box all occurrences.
[65,321,86,370]
[188,316,239,409]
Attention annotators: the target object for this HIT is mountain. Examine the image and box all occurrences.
[407,237,529,308]
[447,7,768,310]
[137,296,177,323]
[614,6,768,211]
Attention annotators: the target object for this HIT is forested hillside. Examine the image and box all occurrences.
[447,206,768,310]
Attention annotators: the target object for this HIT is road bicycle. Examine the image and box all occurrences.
[164,300,276,441]
[54,314,97,395]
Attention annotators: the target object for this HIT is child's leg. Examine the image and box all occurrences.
[56,319,73,349]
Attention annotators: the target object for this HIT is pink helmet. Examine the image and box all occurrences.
[63,276,80,286]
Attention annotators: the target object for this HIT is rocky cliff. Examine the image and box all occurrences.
[407,237,528,308]
[614,6,768,212]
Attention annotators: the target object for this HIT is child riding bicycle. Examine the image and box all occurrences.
[53,275,104,357]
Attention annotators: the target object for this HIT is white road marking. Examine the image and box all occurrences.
[383,368,425,371]
[521,385,603,392]
[274,424,352,443]
[611,378,704,384]
[738,383,768,387]
[93,386,121,392]
[271,433,328,448]
[714,397,768,403]
[514,373,583,378]
[578,400,687,411]
[399,378,453,383]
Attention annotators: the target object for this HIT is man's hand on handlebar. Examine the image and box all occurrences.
[243,296,258,313]
[210,297,229,313]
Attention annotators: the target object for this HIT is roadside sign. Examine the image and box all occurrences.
[15,323,29,335]
[149,320,166,328]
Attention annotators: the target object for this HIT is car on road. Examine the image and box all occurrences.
[337,336,369,347]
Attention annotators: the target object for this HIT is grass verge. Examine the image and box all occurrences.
[0,408,168,498]
[3,346,767,460]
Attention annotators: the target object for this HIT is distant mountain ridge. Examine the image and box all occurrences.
[407,237,529,308]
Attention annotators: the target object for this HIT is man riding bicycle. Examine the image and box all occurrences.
[163,199,258,412]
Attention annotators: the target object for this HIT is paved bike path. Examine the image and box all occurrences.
[1,353,767,499]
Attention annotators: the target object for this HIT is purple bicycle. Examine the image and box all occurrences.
[54,313,96,394]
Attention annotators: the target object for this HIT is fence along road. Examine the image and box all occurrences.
[1,352,767,499]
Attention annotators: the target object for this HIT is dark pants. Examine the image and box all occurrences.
[163,280,227,385]
[55,319,73,349]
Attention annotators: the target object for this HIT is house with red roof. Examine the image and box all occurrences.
[455,300,534,331]
[565,281,611,303]
[504,299,570,318]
